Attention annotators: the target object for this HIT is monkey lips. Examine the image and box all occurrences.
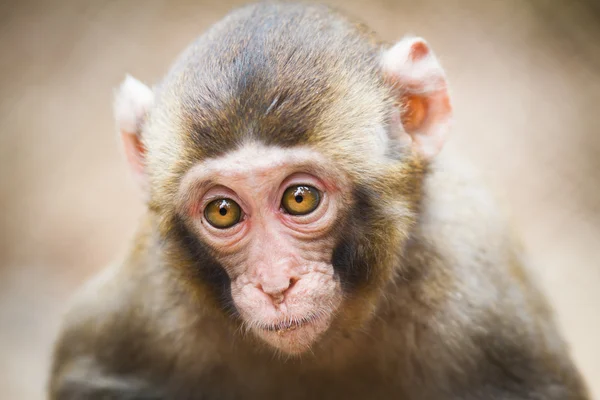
[253,312,333,354]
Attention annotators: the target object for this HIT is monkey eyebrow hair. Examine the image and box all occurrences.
[178,156,348,197]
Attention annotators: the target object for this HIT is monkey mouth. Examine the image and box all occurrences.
[250,311,336,354]
[261,315,317,335]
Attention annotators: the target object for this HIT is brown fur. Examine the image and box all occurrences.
[49,3,589,399]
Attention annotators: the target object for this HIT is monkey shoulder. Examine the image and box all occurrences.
[49,262,155,394]
[49,257,229,399]
[395,148,589,398]
[410,147,559,332]
[416,148,525,293]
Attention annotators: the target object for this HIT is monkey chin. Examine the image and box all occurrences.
[253,314,332,356]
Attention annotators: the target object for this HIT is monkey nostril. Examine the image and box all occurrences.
[287,277,298,291]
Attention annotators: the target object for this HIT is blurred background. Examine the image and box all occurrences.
[0,0,599,398]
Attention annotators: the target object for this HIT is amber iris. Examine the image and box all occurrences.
[281,185,321,215]
[204,199,242,229]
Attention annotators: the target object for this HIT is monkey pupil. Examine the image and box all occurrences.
[295,195,303,203]
[219,208,227,216]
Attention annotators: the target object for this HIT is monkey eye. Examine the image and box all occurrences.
[204,198,242,229]
[281,185,321,216]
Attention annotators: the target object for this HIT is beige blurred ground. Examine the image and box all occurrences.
[0,0,599,398]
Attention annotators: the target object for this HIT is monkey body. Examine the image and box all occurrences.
[51,153,586,399]
[49,3,588,399]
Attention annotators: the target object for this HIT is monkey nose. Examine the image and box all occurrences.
[257,277,299,304]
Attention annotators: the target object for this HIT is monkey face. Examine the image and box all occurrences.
[177,143,351,354]
[116,19,446,355]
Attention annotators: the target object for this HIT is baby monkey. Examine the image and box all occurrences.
[49,3,589,399]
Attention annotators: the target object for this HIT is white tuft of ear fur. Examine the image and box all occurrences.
[114,75,154,135]
[114,75,154,197]
[382,36,452,160]
[382,36,448,93]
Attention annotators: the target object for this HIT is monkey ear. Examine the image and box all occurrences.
[381,37,452,159]
[114,75,154,194]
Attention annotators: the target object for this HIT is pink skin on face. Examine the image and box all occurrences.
[177,145,348,354]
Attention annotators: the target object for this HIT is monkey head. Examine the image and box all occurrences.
[114,5,451,355]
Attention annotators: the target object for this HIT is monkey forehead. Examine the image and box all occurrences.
[179,142,349,189]
[149,2,392,161]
